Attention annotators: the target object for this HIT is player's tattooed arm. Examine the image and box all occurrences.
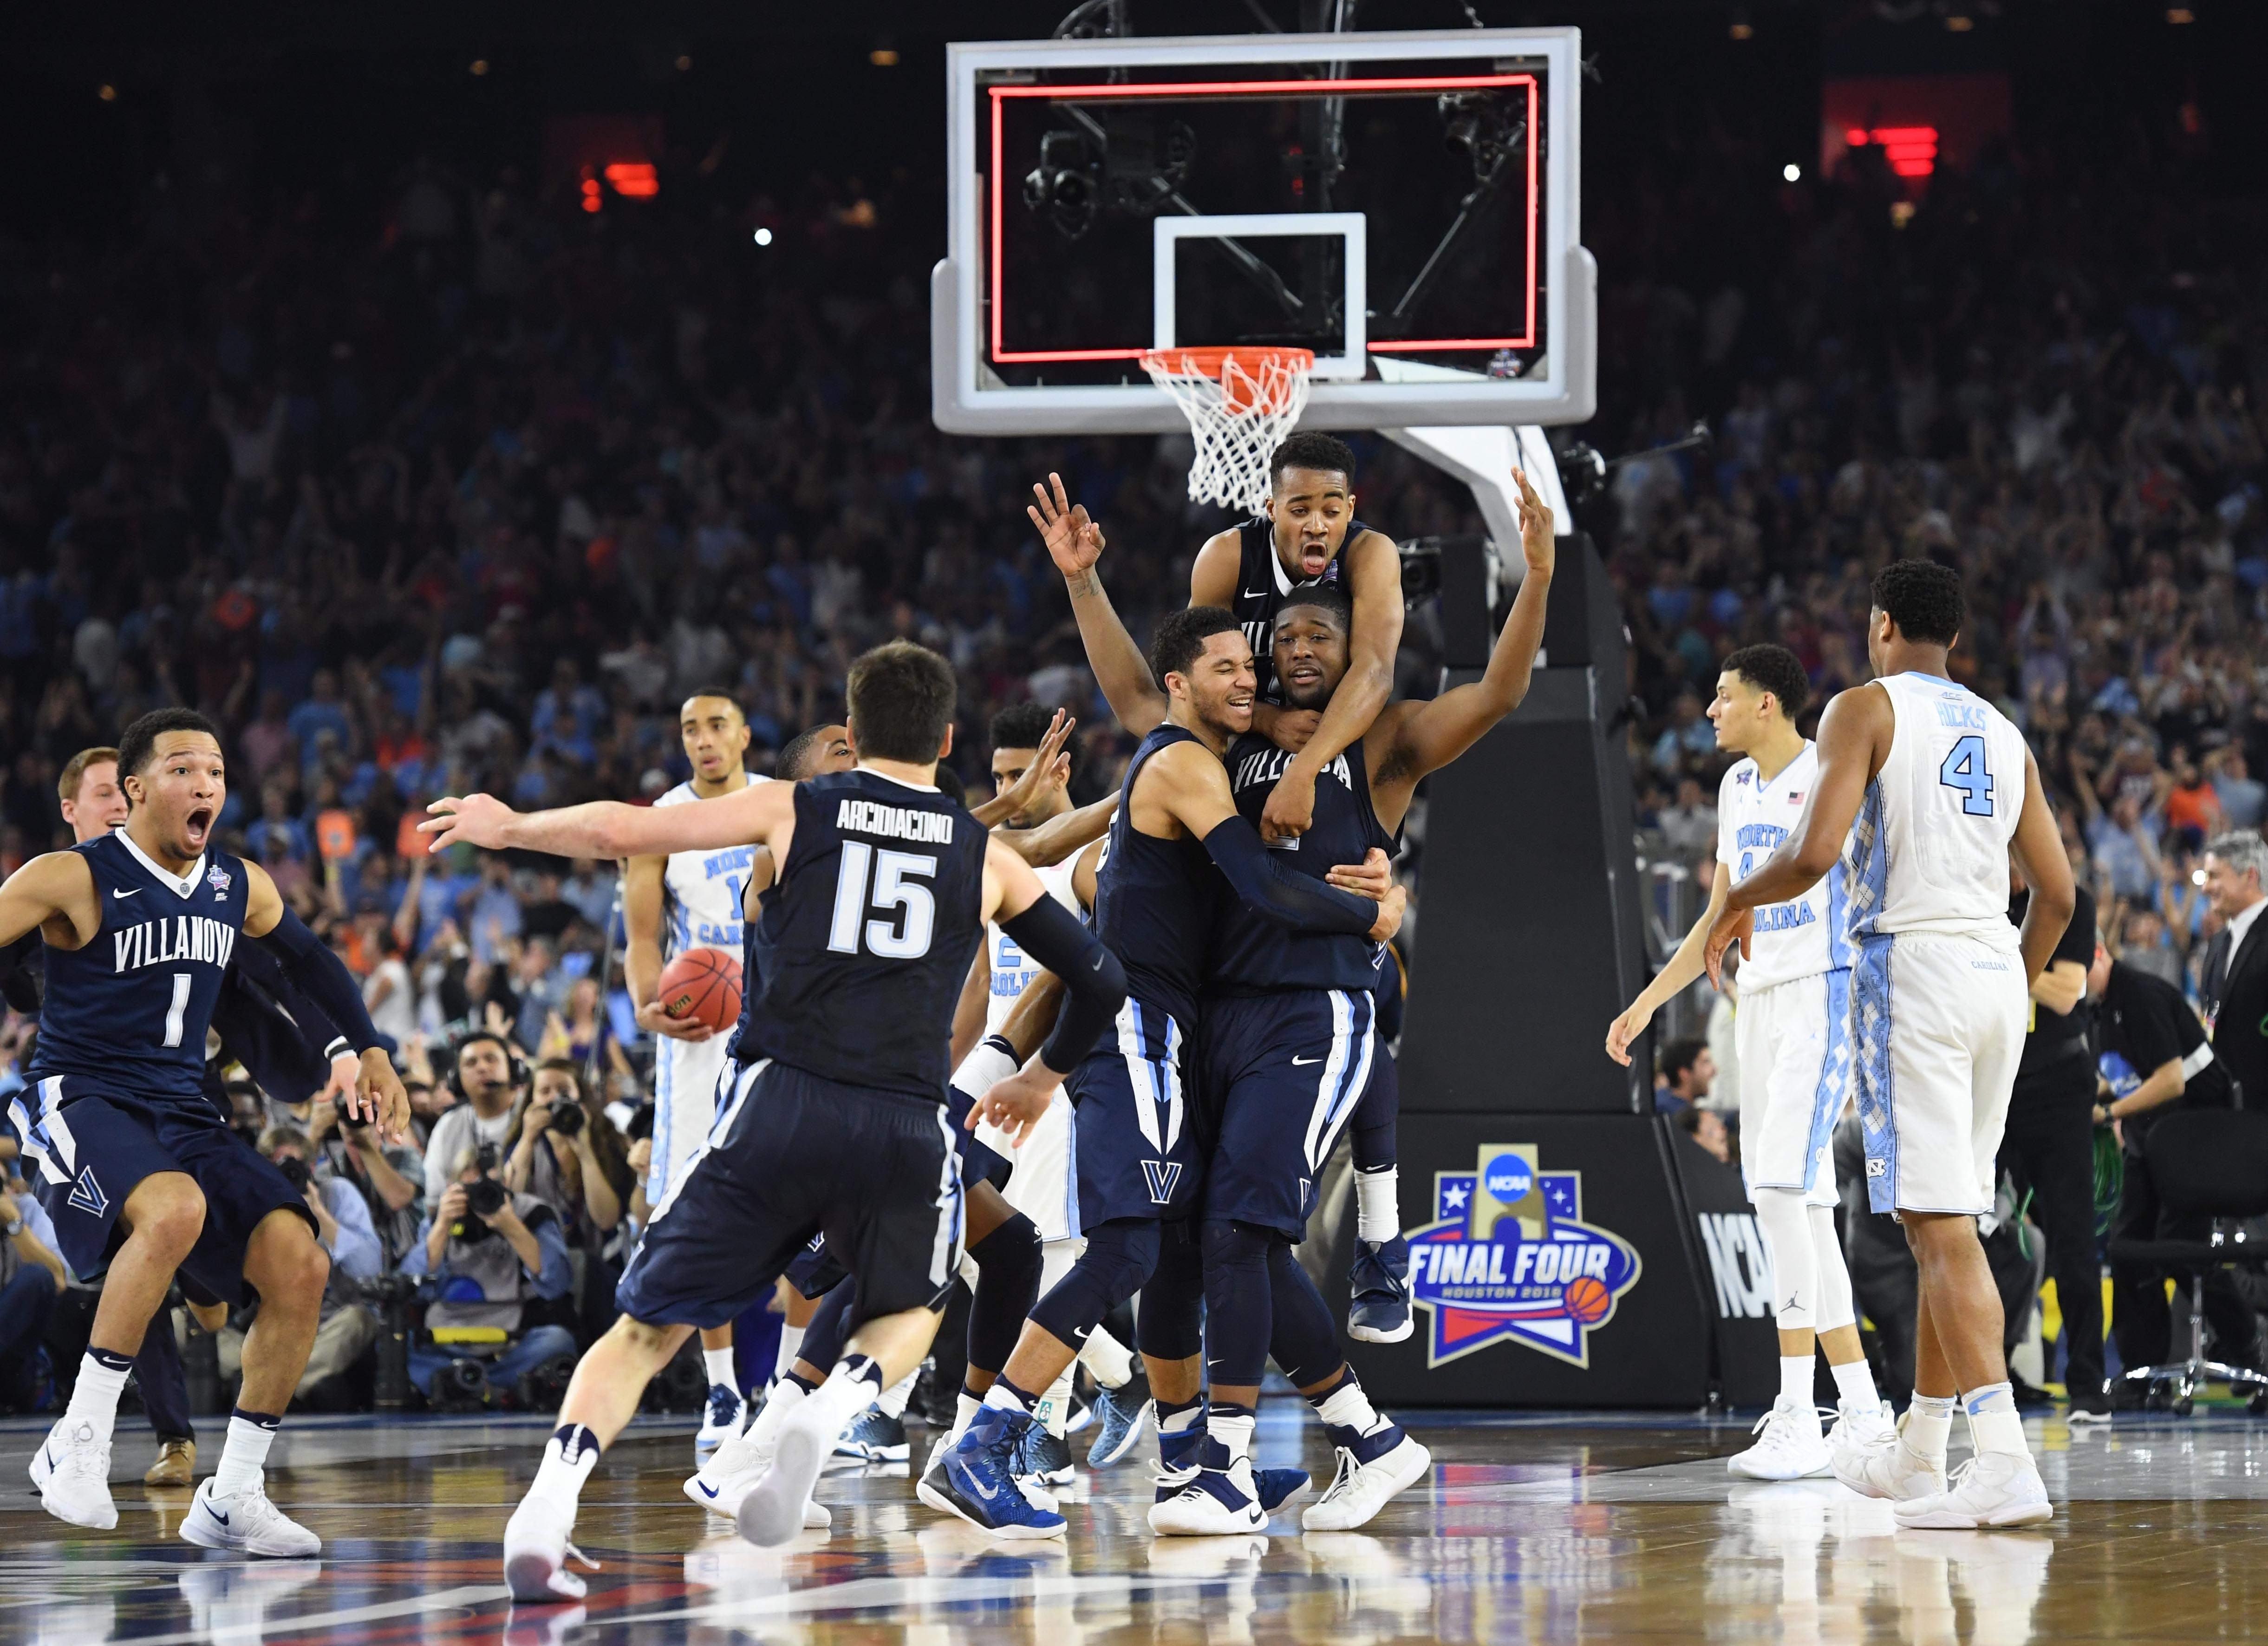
[970,708,1075,829]
[2007,747,2077,986]
[423,779,798,862]
[1366,466,1558,830]
[1260,528,1404,842]
[0,852,98,951]
[1030,472,1170,736]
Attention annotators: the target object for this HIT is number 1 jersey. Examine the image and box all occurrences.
[1716,742,1844,991]
[1843,670,2026,950]
[733,768,987,1101]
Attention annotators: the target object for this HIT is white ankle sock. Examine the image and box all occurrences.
[1831,1357,1880,1411]
[982,1381,1034,1416]
[1355,1168,1400,1246]
[1779,1355,1813,1408]
[1312,1372,1380,1434]
[745,1378,804,1451]
[1963,1382,2028,1457]
[1078,1326,1134,1391]
[704,1347,736,1392]
[877,1366,918,1421]
[1207,1405,1255,1463]
[65,1350,132,1444]
[773,1325,805,1384]
[802,1358,886,1443]
[951,1391,984,1443]
[210,1410,280,1502]
[1036,1366,1074,1437]
[532,1423,602,1508]
[1906,1393,1956,1464]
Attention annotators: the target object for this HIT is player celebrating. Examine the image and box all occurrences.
[1606,645,1896,1479]
[623,687,768,1459]
[0,709,408,1551]
[1704,561,2074,1528]
[422,642,1129,1600]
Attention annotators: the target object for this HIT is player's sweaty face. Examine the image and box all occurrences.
[1272,608,1349,712]
[680,698,749,780]
[1183,633,1258,737]
[132,733,226,860]
[1267,467,1354,581]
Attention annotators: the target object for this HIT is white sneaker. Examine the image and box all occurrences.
[30,1417,117,1530]
[1302,1432,1431,1532]
[1826,1398,1898,1457]
[696,1384,746,1463]
[735,1404,835,1548]
[1149,1454,1267,1536]
[1833,1432,1947,1503]
[1894,1452,2054,1529]
[503,1491,597,1603]
[1727,1399,1832,1480]
[693,1456,831,1529]
[181,1477,322,1557]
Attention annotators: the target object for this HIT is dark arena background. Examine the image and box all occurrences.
[1,1,2267,1642]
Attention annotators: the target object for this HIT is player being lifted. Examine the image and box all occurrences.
[1704,561,2074,1528]
[1027,462,1558,1534]
[1606,645,1897,1479]
[623,688,772,1461]
[421,643,1130,1599]
[0,709,410,1552]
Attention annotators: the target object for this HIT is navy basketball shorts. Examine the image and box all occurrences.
[945,1081,1013,1192]
[9,1079,315,1307]
[616,1058,965,1330]
[1197,988,1377,1240]
[1067,997,1203,1227]
[783,1234,847,1301]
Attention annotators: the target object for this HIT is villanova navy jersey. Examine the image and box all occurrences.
[29,834,248,1108]
[1208,732,1394,995]
[735,769,986,1101]
[1091,725,1220,1032]
[1227,516,1366,705]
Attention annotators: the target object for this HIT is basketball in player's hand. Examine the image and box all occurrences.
[654,950,743,1036]
[1562,1275,1612,1326]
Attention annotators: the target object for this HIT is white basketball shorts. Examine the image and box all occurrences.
[979,1092,1079,1244]
[1851,932,2026,1217]
[651,1030,735,1208]
[1734,967,1852,1209]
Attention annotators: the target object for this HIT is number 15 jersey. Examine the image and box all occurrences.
[735,768,987,1102]
[1844,671,2025,951]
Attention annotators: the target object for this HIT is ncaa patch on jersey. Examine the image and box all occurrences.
[1406,1146,1642,1369]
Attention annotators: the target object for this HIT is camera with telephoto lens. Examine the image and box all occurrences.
[276,1155,314,1192]
[546,1099,584,1139]
[450,1143,509,1243]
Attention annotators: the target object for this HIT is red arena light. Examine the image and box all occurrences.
[604,162,659,199]
[1843,124,1940,179]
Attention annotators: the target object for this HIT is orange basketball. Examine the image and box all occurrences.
[1562,1274,1612,1326]
[654,948,743,1036]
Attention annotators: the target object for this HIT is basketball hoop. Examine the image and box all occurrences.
[1140,346,1315,516]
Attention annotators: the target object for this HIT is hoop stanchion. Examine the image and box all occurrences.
[1140,346,1315,516]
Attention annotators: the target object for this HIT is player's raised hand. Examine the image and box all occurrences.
[1703,903,1753,991]
[997,709,1075,816]
[1028,472,1105,575]
[1324,847,1397,901]
[970,1065,1058,1149]
[1603,1001,1652,1067]
[1510,461,1557,578]
[419,793,515,853]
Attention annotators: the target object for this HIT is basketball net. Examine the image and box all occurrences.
[1141,346,1315,516]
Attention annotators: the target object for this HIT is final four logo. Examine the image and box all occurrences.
[1407,1145,1642,1369]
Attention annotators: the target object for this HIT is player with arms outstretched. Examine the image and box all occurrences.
[1704,561,2074,1528]
[0,709,409,1552]
[1607,645,1896,1479]
[423,643,1130,1598]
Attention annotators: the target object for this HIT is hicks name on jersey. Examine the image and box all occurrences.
[115,914,238,974]
[836,798,956,844]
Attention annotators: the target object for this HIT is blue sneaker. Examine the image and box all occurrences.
[1254,1466,1311,1515]
[695,1382,744,1462]
[834,1407,909,1463]
[1348,1236,1414,1344]
[927,1407,1067,1540]
[1153,1421,1205,1503]
[1086,1382,1153,1468]
[1015,1422,1076,1489]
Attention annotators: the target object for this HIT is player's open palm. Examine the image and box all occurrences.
[420,793,515,853]
[1511,462,1557,578]
[1028,472,1105,575]
[998,710,1075,814]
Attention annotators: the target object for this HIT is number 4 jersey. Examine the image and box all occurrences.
[1717,742,1843,991]
[734,768,987,1102]
[1844,670,2026,950]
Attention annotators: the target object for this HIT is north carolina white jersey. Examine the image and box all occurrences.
[654,773,769,958]
[1843,672,2025,951]
[1717,743,1843,990]
[982,858,1082,1035]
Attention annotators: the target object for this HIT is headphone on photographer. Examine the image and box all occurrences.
[446,1029,529,1101]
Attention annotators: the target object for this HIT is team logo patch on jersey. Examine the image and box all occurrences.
[1406,1144,1642,1369]
[205,863,232,896]
[1140,1160,1184,1205]
[66,1166,108,1220]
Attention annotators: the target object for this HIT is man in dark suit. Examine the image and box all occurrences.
[2200,830,2268,1108]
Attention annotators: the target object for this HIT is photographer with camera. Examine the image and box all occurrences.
[300,1077,424,1266]
[502,1060,632,1241]
[423,1032,526,1208]
[400,1142,575,1407]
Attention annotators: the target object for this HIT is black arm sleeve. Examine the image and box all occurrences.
[998,895,1128,1076]
[0,933,40,1015]
[1200,816,1380,935]
[261,905,385,1054]
[235,935,353,1061]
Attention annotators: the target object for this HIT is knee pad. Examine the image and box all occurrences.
[1029,1219,1159,1349]
[1134,1220,1205,1363]
[1750,1187,1816,1332]
[1808,1202,1856,1334]
[1264,1240,1344,1388]
[965,1214,1043,1375]
[1200,1221,1277,1389]
[799,1278,857,1372]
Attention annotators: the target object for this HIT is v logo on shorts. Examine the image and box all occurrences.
[67,1166,108,1219]
[1141,1160,1183,1205]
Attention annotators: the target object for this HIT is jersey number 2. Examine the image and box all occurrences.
[827,843,937,960]
[1938,735,1996,817]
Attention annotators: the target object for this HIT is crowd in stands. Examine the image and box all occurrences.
[1,98,2264,1413]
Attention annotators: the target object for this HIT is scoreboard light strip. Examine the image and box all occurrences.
[987,74,1538,366]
